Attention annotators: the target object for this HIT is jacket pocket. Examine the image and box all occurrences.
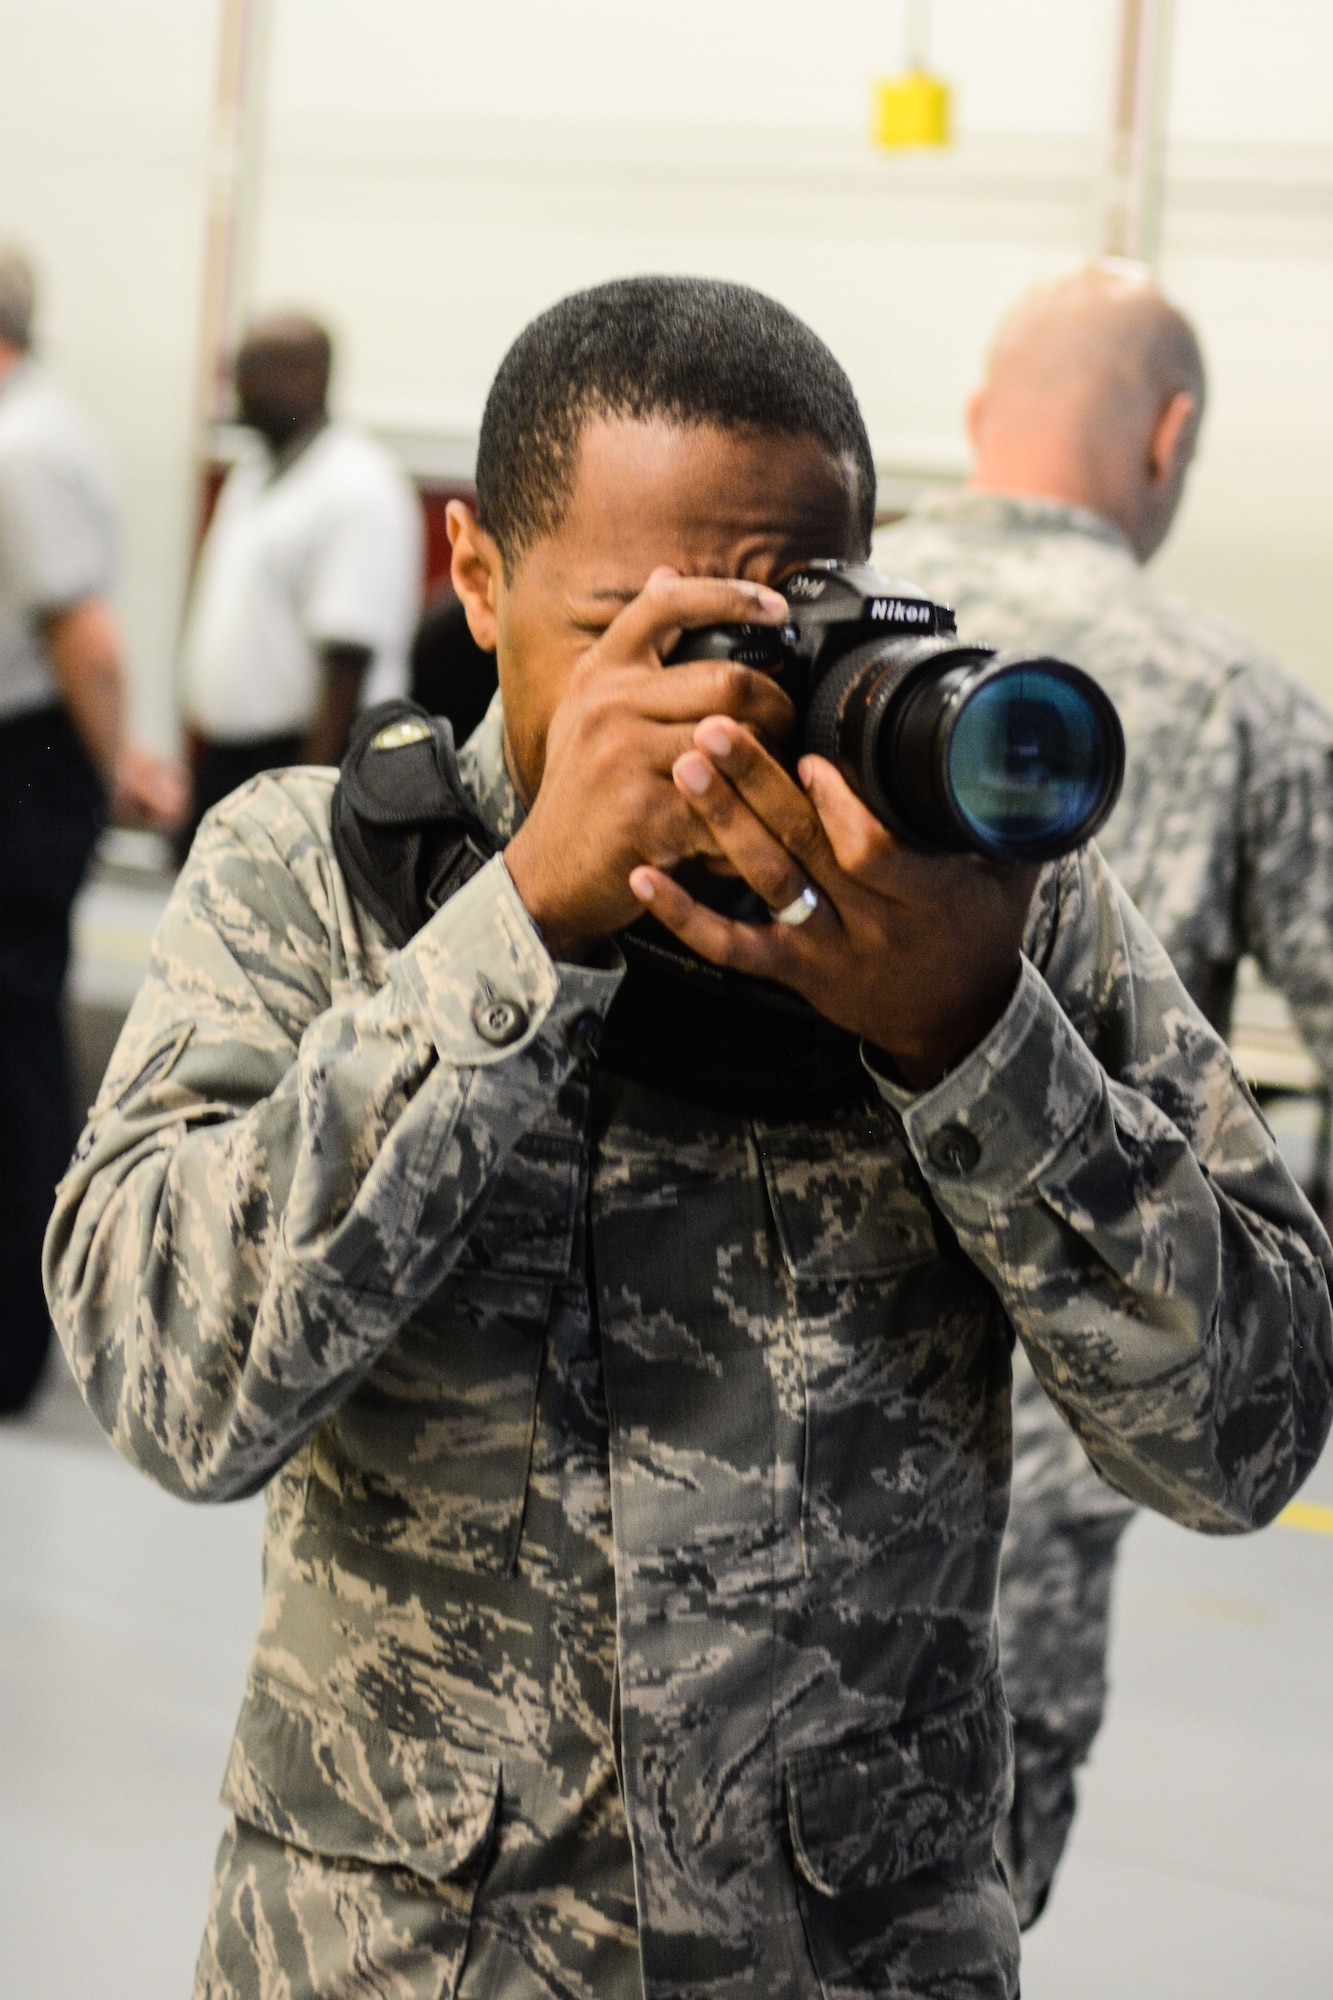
[760,1114,1007,1564]
[305,1272,549,1573]
[758,1113,938,1281]
[785,1669,1013,1895]
[221,1672,501,1883]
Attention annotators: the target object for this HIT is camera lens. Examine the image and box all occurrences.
[878,650,1124,862]
[808,639,1124,862]
[940,661,1120,860]
[669,606,1125,864]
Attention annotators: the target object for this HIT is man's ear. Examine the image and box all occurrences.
[1149,390,1199,487]
[447,500,504,651]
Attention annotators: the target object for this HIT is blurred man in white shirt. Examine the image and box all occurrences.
[0,241,185,1411]
[179,314,422,844]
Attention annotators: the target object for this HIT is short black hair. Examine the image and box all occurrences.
[475,276,876,571]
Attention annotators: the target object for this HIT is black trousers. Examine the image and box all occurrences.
[0,705,103,1412]
[179,732,303,861]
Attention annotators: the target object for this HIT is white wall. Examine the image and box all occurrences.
[1145,1,1333,688]
[251,0,1333,697]
[253,0,1114,465]
[3,0,1333,735]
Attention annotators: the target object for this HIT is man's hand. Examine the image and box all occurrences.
[503,568,793,961]
[627,716,1041,1090]
[110,741,189,835]
[43,599,189,835]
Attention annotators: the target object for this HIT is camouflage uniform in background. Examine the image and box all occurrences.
[45,691,1333,1998]
[877,489,1333,1924]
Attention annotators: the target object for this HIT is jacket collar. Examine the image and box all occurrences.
[457,690,525,845]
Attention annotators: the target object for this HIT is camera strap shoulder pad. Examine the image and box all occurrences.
[331,698,500,949]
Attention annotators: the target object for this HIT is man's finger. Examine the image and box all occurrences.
[683,719,843,888]
[622,661,794,738]
[602,571,787,669]
[628,866,798,981]
[797,754,900,882]
[671,751,819,916]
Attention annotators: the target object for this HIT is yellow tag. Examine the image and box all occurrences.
[373,718,432,751]
[872,71,951,149]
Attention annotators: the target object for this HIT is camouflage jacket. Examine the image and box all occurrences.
[876,490,1333,1064]
[45,698,1333,1997]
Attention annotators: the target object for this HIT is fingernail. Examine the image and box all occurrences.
[674,753,712,795]
[629,868,655,902]
[696,722,731,759]
[798,757,817,788]
[753,586,788,616]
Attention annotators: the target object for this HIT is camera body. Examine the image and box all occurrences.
[668,561,1125,865]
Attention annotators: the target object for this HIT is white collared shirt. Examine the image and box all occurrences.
[181,423,422,740]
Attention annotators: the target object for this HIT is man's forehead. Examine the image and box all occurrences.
[549,416,860,573]
[238,343,315,371]
[575,414,849,491]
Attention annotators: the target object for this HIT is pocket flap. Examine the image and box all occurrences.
[759,1119,938,1280]
[786,1671,1012,1895]
[221,1674,501,1884]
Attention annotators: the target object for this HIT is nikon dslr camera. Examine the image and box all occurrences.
[668,562,1124,864]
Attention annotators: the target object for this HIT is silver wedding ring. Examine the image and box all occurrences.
[771,885,820,928]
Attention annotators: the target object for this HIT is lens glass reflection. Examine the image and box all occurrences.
[946,666,1108,856]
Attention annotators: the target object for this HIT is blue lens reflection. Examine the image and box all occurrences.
[946,667,1109,855]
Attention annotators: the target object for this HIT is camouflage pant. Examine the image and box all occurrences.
[196,1816,1019,1999]
[996,1348,1137,1928]
[196,1817,480,2000]
[196,1790,642,2000]
[794,1850,1020,1999]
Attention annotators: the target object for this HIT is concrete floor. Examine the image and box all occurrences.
[1020,1457,1333,1999]
[0,1365,262,1997]
[1,861,1331,1997]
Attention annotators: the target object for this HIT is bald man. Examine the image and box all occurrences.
[179,314,422,847]
[877,260,1333,1926]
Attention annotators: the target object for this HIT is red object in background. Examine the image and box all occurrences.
[196,459,473,598]
[197,459,228,546]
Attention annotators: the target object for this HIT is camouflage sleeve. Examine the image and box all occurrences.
[1233,666,1333,1078]
[43,777,622,1503]
[867,843,1333,1533]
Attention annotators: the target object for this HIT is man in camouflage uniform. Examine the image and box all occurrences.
[45,278,1333,1999]
[877,258,1333,1926]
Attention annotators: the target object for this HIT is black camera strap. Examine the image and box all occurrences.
[331,700,497,949]
[332,700,869,1121]
[603,920,869,1119]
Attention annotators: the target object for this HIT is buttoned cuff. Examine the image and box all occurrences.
[862,955,1104,1204]
[392,854,624,1069]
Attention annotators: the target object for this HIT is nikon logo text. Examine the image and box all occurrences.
[869,598,931,623]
